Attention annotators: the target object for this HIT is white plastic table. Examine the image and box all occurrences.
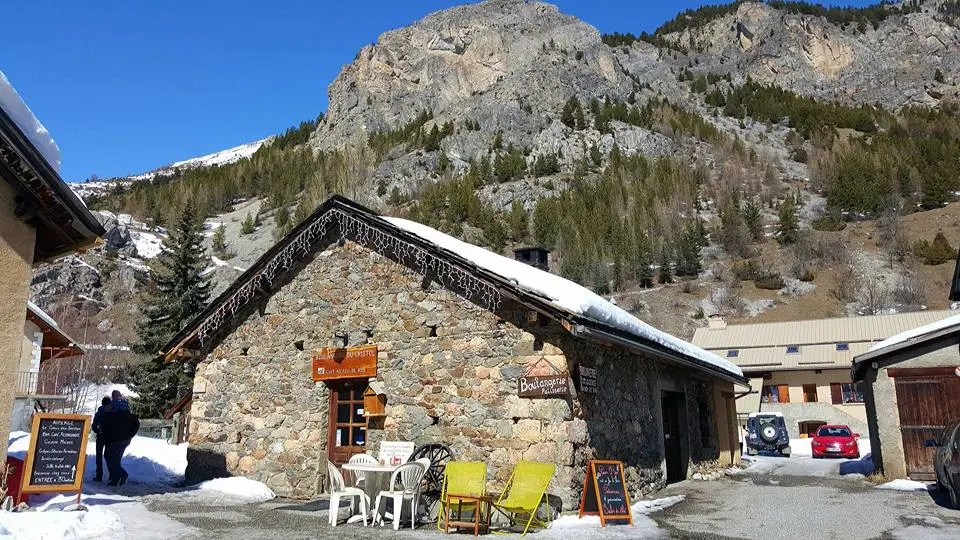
[341,462,399,524]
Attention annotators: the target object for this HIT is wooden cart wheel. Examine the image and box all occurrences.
[409,443,454,520]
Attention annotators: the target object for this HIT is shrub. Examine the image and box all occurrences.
[913,232,956,265]
[755,272,786,290]
[811,211,846,232]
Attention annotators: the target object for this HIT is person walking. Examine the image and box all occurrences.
[101,400,140,486]
[111,389,130,411]
[91,396,112,482]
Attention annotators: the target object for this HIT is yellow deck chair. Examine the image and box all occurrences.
[491,461,556,536]
[437,461,487,531]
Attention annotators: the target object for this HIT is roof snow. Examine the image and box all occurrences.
[0,70,61,172]
[384,217,743,378]
[867,314,960,353]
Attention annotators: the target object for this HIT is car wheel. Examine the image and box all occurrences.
[759,423,778,444]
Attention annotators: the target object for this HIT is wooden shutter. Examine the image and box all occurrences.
[830,383,843,404]
[778,384,790,403]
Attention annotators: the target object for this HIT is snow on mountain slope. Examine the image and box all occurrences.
[71,138,268,199]
[129,138,268,181]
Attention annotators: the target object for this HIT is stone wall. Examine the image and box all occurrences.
[0,179,36,458]
[187,235,733,508]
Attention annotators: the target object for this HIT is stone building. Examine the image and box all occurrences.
[852,314,960,480]
[1,75,103,460]
[692,311,956,439]
[161,196,746,508]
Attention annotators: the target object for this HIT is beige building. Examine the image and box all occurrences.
[692,311,957,439]
[853,315,960,480]
[0,91,103,460]
[11,302,85,431]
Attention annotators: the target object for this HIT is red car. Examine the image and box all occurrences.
[811,425,860,459]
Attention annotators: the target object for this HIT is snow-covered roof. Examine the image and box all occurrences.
[867,314,960,353]
[385,217,743,379]
[0,70,61,172]
[26,300,60,330]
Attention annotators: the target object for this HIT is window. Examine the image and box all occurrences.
[761,384,790,404]
[786,345,800,354]
[830,382,864,404]
[816,426,851,437]
[836,343,849,351]
[726,349,739,358]
[802,384,818,403]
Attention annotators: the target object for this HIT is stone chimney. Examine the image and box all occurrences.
[513,247,550,271]
[708,315,727,330]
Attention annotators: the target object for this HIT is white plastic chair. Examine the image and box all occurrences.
[326,461,368,527]
[348,453,378,487]
[373,461,426,530]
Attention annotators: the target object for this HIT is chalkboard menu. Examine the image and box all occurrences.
[578,460,633,526]
[22,413,91,494]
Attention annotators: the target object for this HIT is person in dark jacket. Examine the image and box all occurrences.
[91,396,112,482]
[101,405,140,486]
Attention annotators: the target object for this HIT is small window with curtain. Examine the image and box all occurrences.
[830,382,864,404]
[761,384,791,404]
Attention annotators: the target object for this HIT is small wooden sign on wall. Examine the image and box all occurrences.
[518,372,570,398]
[311,345,378,381]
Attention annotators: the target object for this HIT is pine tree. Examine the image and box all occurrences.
[658,251,673,284]
[240,213,255,235]
[211,223,230,259]
[777,199,799,245]
[130,201,212,418]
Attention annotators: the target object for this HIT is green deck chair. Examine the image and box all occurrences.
[491,461,556,536]
[437,461,487,531]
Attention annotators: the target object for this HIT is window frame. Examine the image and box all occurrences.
[786,345,800,354]
[836,343,849,351]
[802,383,818,403]
[726,349,739,358]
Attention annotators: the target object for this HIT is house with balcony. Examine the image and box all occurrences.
[1,72,104,457]
[691,310,957,439]
[10,301,84,431]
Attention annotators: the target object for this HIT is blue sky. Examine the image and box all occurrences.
[2,0,875,181]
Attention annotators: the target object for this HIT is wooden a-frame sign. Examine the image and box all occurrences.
[21,413,91,502]
[578,460,633,526]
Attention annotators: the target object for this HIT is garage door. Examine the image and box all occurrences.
[892,368,960,480]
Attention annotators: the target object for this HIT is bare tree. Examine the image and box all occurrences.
[859,276,890,315]
[712,287,747,317]
[892,272,926,309]
[831,264,860,303]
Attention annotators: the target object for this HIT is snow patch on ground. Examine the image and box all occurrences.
[130,230,164,259]
[546,496,682,538]
[386,217,742,378]
[211,256,246,272]
[875,479,934,492]
[195,477,275,503]
[0,506,123,540]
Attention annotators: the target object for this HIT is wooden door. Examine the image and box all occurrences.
[327,381,369,465]
[894,373,960,480]
[662,392,687,483]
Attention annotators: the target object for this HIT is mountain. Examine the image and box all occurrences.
[71,138,268,199]
[34,0,960,355]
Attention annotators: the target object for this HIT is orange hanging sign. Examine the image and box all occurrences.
[311,345,378,381]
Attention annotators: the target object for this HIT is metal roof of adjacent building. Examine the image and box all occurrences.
[691,310,957,372]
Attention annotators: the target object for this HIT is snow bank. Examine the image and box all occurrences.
[385,217,742,378]
[0,70,61,172]
[130,230,164,259]
[196,477,275,503]
[875,479,933,492]
[0,506,123,540]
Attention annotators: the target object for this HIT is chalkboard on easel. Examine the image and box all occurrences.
[21,413,91,496]
[578,460,633,526]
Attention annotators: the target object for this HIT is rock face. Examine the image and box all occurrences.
[662,1,960,108]
[185,236,735,506]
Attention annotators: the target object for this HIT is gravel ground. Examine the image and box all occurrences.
[141,454,960,539]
